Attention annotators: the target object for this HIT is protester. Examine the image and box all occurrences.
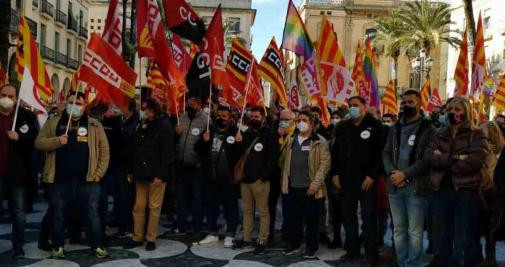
[0,84,39,258]
[280,111,330,258]
[382,90,436,267]
[195,105,240,248]
[381,113,397,127]
[234,106,278,254]
[35,91,110,259]
[425,96,489,267]
[331,96,386,266]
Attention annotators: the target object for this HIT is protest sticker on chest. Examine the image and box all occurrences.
[191,128,200,136]
[408,135,416,146]
[19,124,29,134]
[254,143,263,152]
[360,130,371,139]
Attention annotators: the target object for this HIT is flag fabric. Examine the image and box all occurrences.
[172,34,191,75]
[244,59,265,108]
[102,0,122,55]
[494,75,505,111]
[19,66,47,113]
[281,0,313,59]
[382,80,397,114]
[223,39,254,108]
[427,88,443,112]
[286,67,301,109]
[352,40,367,103]
[15,16,52,107]
[258,37,288,109]
[189,43,199,59]
[0,64,7,86]
[364,37,379,108]
[147,63,184,115]
[163,0,205,44]
[136,0,155,58]
[471,12,486,98]
[420,78,431,110]
[316,17,354,105]
[454,27,469,96]
[79,33,137,113]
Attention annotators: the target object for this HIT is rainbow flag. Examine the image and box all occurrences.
[364,37,379,108]
[281,0,313,59]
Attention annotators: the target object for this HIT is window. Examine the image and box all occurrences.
[56,0,61,10]
[327,11,332,15]
[78,45,83,62]
[68,1,72,15]
[320,11,324,15]
[90,25,94,30]
[228,18,240,33]
[484,17,491,29]
[91,18,94,23]
[98,26,101,30]
[98,19,101,23]
[66,39,71,57]
[203,16,212,26]
[365,28,377,40]
[55,32,60,52]
[41,24,46,46]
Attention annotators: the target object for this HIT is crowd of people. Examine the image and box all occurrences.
[2,82,505,267]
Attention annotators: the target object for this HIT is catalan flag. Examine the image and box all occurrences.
[0,64,7,86]
[454,26,469,96]
[420,78,431,110]
[471,12,486,98]
[494,75,505,111]
[258,37,288,109]
[15,15,52,105]
[382,80,397,114]
[281,0,313,59]
[353,41,367,103]
[364,37,379,108]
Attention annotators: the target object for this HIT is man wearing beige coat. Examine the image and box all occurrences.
[280,111,330,259]
[35,92,110,259]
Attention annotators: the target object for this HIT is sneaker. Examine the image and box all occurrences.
[145,241,156,251]
[254,243,267,255]
[51,247,65,259]
[94,247,109,259]
[233,240,254,250]
[123,239,144,249]
[303,250,317,259]
[224,236,234,248]
[117,231,133,239]
[12,248,25,259]
[199,234,219,245]
[282,247,301,256]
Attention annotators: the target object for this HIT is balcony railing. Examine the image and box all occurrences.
[40,45,54,62]
[67,16,78,33]
[32,0,39,9]
[79,27,88,38]
[9,9,19,33]
[67,58,79,70]
[26,18,38,37]
[55,51,67,66]
[56,10,67,26]
[41,0,54,17]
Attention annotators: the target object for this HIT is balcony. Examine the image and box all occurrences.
[26,18,38,37]
[55,51,67,67]
[41,0,54,19]
[9,9,19,33]
[67,16,78,34]
[40,45,54,62]
[79,27,88,39]
[32,0,39,9]
[55,10,67,27]
[67,58,79,70]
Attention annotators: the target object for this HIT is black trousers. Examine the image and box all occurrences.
[285,187,320,252]
[328,193,342,242]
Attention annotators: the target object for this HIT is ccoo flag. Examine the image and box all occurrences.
[163,0,206,44]
[102,0,122,55]
[258,37,288,109]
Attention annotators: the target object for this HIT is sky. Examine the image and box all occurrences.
[251,0,303,59]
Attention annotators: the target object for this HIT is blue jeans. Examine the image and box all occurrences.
[0,173,26,250]
[176,169,204,233]
[389,185,427,267]
[48,181,102,249]
[433,187,480,267]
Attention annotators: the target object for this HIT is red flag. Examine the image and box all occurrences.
[172,34,191,75]
[79,33,137,113]
[223,39,253,108]
[163,0,205,44]
[102,0,122,55]
[426,88,442,112]
[245,60,264,108]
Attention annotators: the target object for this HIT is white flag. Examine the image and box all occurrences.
[19,66,47,114]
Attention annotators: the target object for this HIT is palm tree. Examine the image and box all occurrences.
[462,0,476,45]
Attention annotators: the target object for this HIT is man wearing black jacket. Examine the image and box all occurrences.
[331,96,386,266]
[195,106,240,248]
[234,106,279,255]
[0,84,39,258]
[125,98,174,251]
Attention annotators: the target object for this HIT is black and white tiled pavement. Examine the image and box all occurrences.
[2,201,505,266]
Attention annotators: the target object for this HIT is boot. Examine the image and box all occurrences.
[480,248,496,267]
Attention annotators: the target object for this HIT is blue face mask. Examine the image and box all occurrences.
[279,120,290,129]
[438,114,447,125]
[66,104,83,117]
[349,107,361,119]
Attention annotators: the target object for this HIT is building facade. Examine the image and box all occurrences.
[7,0,89,101]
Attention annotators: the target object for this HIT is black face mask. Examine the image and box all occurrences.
[187,107,197,119]
[250,120,262,130]
[215,118,228,129]
[448,112,465,125]
[403,106,417,118]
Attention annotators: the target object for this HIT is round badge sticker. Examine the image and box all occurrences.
[408,135,416,146]
[360,130,371,139]
[78,127,88,136]
[226,136,236,144]
[254,143,264,152]
[191,128,200,136]
[19,124,29,134]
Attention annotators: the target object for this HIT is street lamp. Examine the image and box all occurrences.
[410,49,434,91]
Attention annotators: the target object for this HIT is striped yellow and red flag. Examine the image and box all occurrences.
[494,75,505,111]
[0,64,7,86]
[15,15,52,103]
[454,26,469,96]
[352,40,367,102]
[471,13,486,98]
[258,37,288,109]
[420,78,431,110]
[147,63,184,115]
[382,80,397,114]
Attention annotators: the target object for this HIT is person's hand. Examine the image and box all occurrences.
[235,132,243,143]
[6,131,19,141]
[361,176,374,191]
[127,174,133,183]
[396,180,407,188]
[332,175,341,189]
[390,170,406,187]
[59,135,68,145]
[203,131,210,142]
[152,177,163,186]
[307,184,318,196]
[175,125,182,135]
[433,149,442,155]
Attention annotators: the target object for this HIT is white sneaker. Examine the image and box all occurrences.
[199,234,219,245]
[224,236,234,248]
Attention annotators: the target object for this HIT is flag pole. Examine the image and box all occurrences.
[65,82,82,135]
[238,64,254,131]
[10,95,22,131]
[206,67,212,132]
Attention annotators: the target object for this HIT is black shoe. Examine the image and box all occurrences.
[303,250,317,259]
[232,240,254,250]
[340,253,363,261]
[254,243,266,255]
[318,232,331,244]
[328,239,342,249]
[426,243,433,254]
[427,255,439,267]
[145,241,156,251]
[123,240,144,249]
[69,237,81,244]
[38,240,52,251]
[282,246,301,256]
[12,248,25,259]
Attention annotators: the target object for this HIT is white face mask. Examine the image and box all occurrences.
[331,118,340,126]
[139,110,147,120]
[296,121,310,133]
[203,107,210,114]
[0,97,15,109]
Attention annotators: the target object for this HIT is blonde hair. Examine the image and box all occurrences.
[446,96,476,130]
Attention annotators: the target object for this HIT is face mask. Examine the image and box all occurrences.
[139,110,147,120]
[448,112,465,125]
[403,106,417,118]
[296,121,309,133]
[349,107,361,119]
[279,120,291,129]
[250,119,262,130]
[0,97,14,109]
[66,104,83,117]
[331,118,340,126]
[203,107,210,114]
[215,118,228,129]
[383,122,393,127]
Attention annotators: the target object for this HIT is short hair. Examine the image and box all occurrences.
[250,106,265,117]
[298,110,315,124]
[348,96,366,105]
[217,105,231,113]
[145,98,161,114]
[310,106,321,115]
[0,84,19,95]
[402,89,422,101]
[280,109,295,120]
[127,98,137,112]
[67,91,86,102]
